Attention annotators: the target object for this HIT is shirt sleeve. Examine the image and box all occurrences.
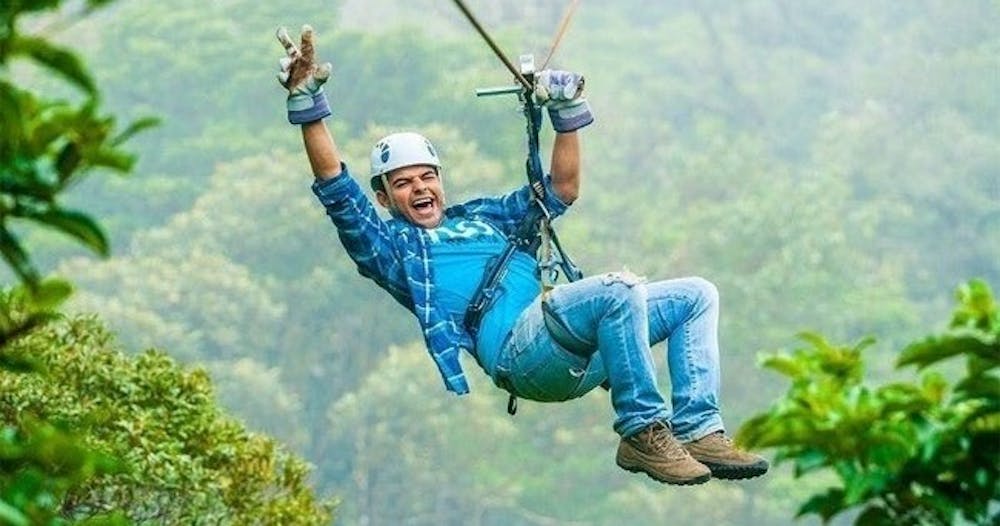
[457,174,571,237]
[311,164,410,303]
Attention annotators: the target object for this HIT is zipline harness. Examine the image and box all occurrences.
[452,0,596,415]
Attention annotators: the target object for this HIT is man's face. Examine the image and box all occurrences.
[376,164,446,228]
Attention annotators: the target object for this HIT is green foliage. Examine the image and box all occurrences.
[0,311,335,524]
[0,417,127,526]
[31,0,998,523]
[1,0,157,288]
[738,279,1000,525]
[0,278,71,353]
[2,1,168,524]
[0,281,122,526]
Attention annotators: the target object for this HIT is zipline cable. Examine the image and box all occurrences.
[450,0,531,91]
[448,0,584,288]
[453,0,590,414]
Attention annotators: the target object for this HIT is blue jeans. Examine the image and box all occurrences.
[492,272,726,440]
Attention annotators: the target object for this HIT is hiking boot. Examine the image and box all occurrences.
[683,431,769,480]
[616,421,711,485]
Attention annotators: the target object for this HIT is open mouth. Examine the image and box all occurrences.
[412,197,435,212]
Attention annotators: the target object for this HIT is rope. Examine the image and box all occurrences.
[540,0,581,71]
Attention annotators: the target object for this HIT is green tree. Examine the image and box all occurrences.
[1,0,157,287]
[0,311,334,524]
[0,287,131,526]
[738,279,999,525]
[38,0,1000,523]
[2,2,335,523]
[1,0,155,523]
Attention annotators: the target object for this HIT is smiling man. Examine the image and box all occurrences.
[369,133,449,228]
[277,25,768,486]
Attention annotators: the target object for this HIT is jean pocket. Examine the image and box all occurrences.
[507,340,589,402]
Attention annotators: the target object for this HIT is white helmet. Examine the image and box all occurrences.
[369,132,442,191]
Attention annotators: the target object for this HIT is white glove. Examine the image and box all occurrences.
[276,25,332,124]
[534,70,593,133]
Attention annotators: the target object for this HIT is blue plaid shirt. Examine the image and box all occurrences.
[311,163,570,394]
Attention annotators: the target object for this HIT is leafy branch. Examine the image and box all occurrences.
[738,279,999,525]
[0,1,156,524]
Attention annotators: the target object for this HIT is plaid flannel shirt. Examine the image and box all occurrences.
[311,163,569,394]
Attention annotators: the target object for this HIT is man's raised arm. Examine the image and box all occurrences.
[538,70,593,205]
[276,25,342,180]
[551,131,580,204]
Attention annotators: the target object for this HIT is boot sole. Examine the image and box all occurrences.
[700,460,769,480]
[616,460,712,486]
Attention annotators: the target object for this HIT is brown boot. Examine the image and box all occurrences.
[683,431,769,480]
[616,421,711,485]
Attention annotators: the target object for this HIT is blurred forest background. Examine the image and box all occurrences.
[6,0,998,524]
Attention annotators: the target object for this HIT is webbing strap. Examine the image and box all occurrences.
[464,205,544,337]
[539,218,553,291]
[451,11,585,413]
[464,242,519,337]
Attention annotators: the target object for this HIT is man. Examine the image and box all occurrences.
[276,25,768,486]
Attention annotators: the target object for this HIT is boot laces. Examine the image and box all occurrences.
[701,431,742,453]
[708,431,733,447]
[641,422,688,460]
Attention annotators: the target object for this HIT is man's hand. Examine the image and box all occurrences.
[276,25,332,125]
[535,70,594,133]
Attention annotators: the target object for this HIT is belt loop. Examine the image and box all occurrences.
[507,394,518,415]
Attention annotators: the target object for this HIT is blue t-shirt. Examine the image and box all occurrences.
[426,216,541,375]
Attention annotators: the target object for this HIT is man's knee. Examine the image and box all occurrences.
[600,270,645,288]
[686,276,719,306]
[599,271,647,306]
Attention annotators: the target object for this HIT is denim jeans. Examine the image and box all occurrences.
[492,272,726,440]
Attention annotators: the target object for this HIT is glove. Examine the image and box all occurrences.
[534,70,594,133]
[276,25,332,125]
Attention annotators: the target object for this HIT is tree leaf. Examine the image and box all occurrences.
[55,141,83,181]
[792,448,829,476]
[952,279,998,332]
[29,278,73,310]
[953,374,1000,401]
[0,350,43,374]
[854,505,894,526]
[0,80,26,152]
[14,207,109,257]
[758,352,805,378]
[84,146,136,173]
[110,116,161,147]
[966,410,1000,433]
[0,501,30,526]
[898,334,996,369]
[9,35,96,94]
[3,0,61,17]
[0,226,40,286]
[796,331,833,352]
[796,487,846,521]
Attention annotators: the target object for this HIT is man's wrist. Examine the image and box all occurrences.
[288,91,332,125]
[548,99,594,133]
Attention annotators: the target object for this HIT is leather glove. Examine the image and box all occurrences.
[276,25,332,125]
[534,69,594,133]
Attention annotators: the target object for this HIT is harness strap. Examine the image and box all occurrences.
[449,8,588,413]
[463,205,545,337]
[541,298,593,357]
[464,204,596,417]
